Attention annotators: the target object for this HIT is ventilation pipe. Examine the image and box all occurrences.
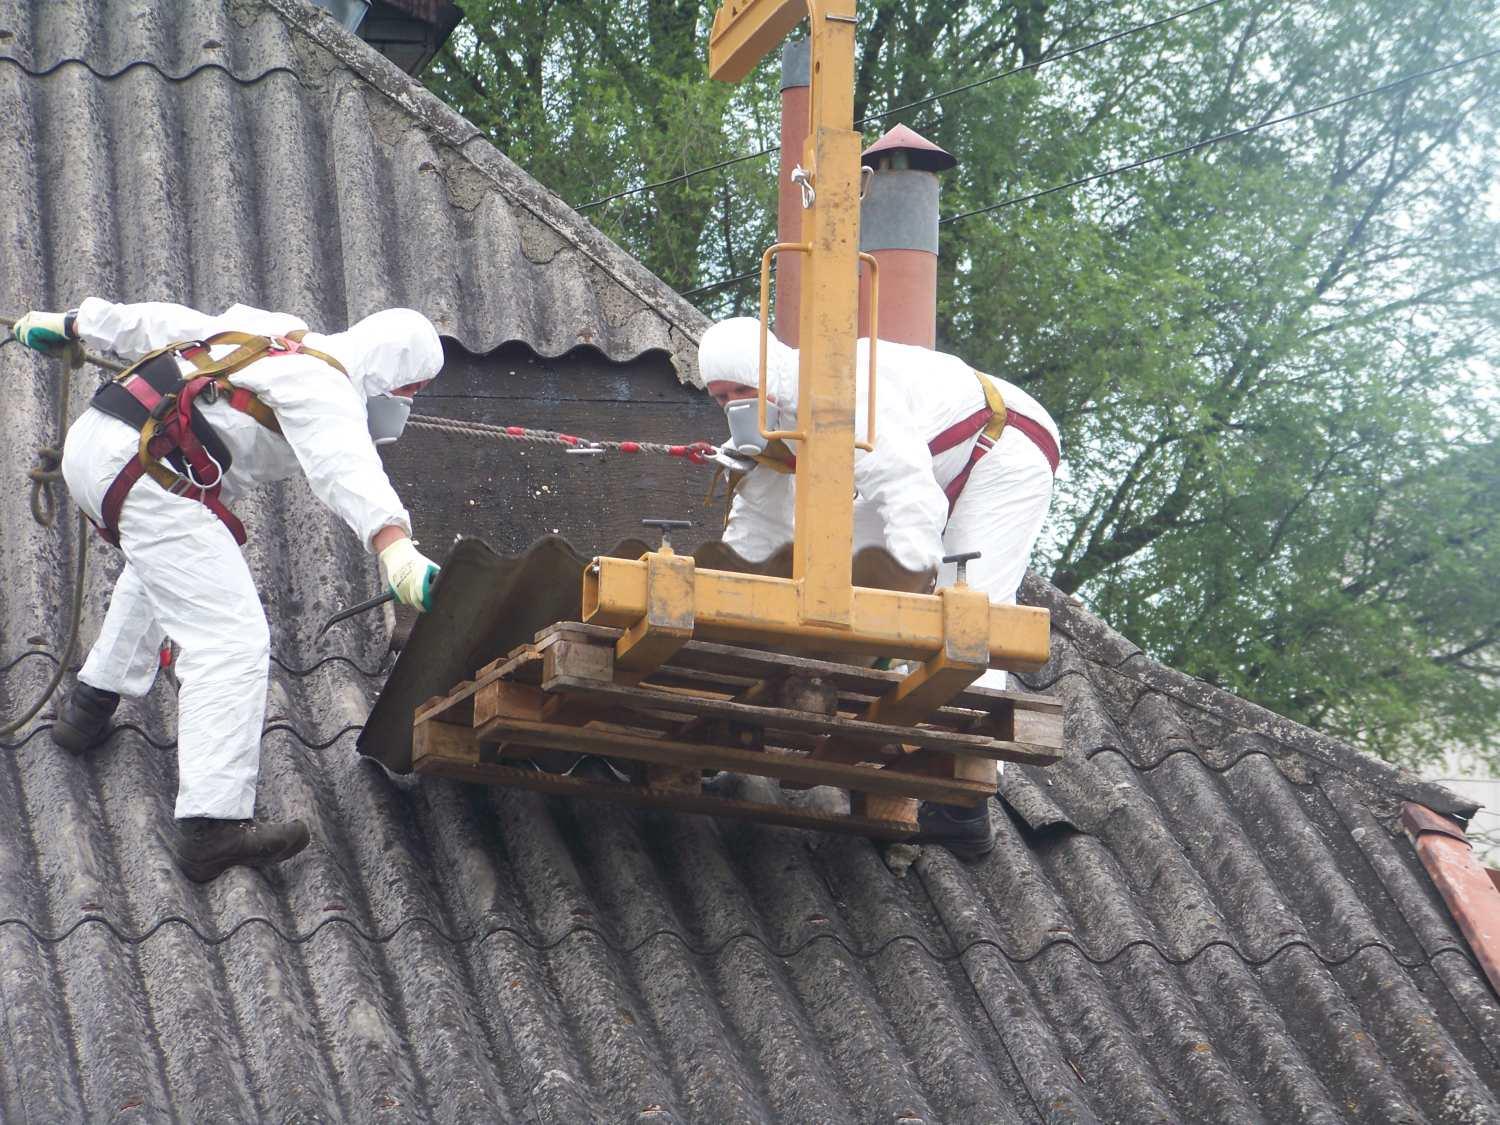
[775,39,811,346]
[857,125,957,348]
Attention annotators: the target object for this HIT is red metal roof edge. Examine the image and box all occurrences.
[1402,802,1500,996]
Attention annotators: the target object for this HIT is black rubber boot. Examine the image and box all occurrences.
[916,801,995,860]
[169,817,310,883]
[50,683,121,755]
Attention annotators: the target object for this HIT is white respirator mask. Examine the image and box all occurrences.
[367,394,414,446]
[724,397,770,456]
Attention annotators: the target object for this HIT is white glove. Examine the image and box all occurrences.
[378,538,440,611]
[11,309,75,354]
[885,526,944,575]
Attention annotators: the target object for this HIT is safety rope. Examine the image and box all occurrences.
[404,413,716,464]
[0,318,90,736]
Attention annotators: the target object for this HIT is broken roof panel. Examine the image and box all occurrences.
[1,1,1498,1120]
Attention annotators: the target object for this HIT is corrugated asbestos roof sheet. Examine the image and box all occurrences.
[2,2,1498,1121]
[0,0,708,379]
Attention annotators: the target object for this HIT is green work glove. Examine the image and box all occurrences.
[378,537,440,612]
[11,310,74,355]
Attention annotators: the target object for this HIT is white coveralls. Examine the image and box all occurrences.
[702,317,1059,692]
[60,299,442,818]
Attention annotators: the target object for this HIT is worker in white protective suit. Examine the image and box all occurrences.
[700,317,1060,858]
[10,300,444,881]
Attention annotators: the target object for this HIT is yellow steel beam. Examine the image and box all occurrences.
[790,0,860,627]
[583,557,1051,669]
[712,0,863,628]
[614,547,695,683]
[791,120,860,626]
[708,0,808,82]
[863,583,990,725]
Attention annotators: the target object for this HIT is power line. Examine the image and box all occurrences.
[859,0,1228,130]
[578,145,777,213]
[684,46,1499,299]
[940,45,1500,226]
[577,0,1229,212]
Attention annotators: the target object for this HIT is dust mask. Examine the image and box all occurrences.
[367,394,413,446]
[724,398,769,455]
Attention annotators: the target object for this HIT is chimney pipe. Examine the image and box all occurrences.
[775,39,811,346]
[858,125,957,348]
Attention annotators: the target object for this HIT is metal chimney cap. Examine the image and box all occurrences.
[862,124,957,173]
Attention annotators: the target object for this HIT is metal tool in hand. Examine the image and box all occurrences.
[316,589,397,640]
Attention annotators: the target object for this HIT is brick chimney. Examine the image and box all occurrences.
[857,125,956,348]
[774,39,811,346]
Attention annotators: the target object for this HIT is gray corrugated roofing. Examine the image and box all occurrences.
[0,0,708,378]
[2,2,1498,1121]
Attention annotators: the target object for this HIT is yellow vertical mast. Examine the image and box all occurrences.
[709,0,862,627]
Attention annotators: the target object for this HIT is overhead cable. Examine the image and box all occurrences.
[576,0,1229,212]
[858,0,1228,129]
[940,44,1500,225]
[684,46,1499,298]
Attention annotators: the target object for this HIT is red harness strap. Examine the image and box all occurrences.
[937,408,1060,515]
[96,371,247,547]
[928,405,994,457]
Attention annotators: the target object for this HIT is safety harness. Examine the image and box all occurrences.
[928,370,1060,513]
[722,370,1060,516]
[88,331,347,546]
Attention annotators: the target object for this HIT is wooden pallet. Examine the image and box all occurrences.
[412,622,1065,840]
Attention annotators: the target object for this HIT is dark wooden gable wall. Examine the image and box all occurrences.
[381,341,725,559]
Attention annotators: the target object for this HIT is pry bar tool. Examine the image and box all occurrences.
[317,590,397,640]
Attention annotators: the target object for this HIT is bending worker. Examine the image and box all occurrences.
[10,300,444,881]
[700,317,1060,859]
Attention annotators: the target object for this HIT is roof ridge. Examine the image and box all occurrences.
[262,0,710,372]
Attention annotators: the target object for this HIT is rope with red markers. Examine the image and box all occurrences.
[404,413,717,464]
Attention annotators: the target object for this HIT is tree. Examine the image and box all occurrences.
[426,0,1500,763]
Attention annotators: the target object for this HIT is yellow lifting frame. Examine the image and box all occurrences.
[584,0,1051,680]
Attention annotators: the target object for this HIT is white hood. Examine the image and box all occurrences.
[302,308,443,399]
[698,316,799,416]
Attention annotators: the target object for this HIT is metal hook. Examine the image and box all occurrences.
[859,165,874,201]
[790,164,816,209]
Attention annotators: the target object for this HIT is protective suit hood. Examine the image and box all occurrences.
[698,317,799,419]
[301,308,443,400]
[215,303,308,338]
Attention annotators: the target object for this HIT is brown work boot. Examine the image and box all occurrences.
[51,682,120,755]
[169,817,310,883]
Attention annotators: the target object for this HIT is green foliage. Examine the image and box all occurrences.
[427,0,1500,764]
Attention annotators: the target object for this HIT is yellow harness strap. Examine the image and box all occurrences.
[975,369,1008,439]
[171,329,350,436]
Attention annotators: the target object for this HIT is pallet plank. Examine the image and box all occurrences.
[413,720,918,840]
[660,639,1061,714]
[414,680,478,727]
[541,673,1027,759]
[470,714,995,803]
[536,623,1062,713]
